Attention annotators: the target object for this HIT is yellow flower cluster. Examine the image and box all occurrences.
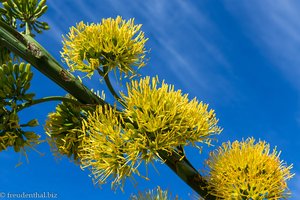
[80,105,141,189]
[79,76,221,189]
[130,186,177,200]
[45,100,92,161]
[0,111,40,153]
[61,16,148,77]
[205,138,294,199]
[122,76,222,161]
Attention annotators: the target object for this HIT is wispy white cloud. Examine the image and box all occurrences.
[223,2,300,196]
[43,0,235,103]
[113,0,235,101]
[224,0,300,90]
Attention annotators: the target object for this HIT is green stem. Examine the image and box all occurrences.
[17,96,82,112]
[0,20,215,199]
[97,67,124,105]
[96,68,105,76]
[158,151,215,199]
[25,22,30,35]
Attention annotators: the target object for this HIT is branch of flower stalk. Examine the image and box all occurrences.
[17,96,82,112]
[96,67,124,105]
[103,74,121,102]
[0,20,215,199]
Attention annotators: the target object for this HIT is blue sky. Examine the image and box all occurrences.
[1,0,300,199]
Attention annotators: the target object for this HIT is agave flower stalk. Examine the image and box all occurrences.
[0,18,217,199]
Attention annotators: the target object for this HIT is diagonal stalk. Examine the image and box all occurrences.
[0,20,105,105]
[0,20,216,199]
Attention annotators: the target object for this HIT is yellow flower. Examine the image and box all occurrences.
[79,105,142,189]
[61,16,148,77]
[122,76,222,162]
[45,99,92,161]
[0,111,40,153]
[205,138,294,199]
[130,186,178,200]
